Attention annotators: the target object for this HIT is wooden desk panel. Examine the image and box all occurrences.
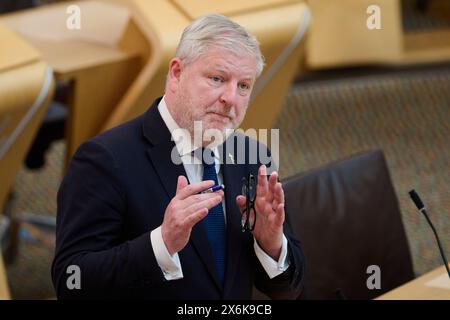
[171,0,299,18]
[376,264,450,300]
[0,25,41,71]
[0,253,11,300]
[63,56,141,164]
[26,39,137,77]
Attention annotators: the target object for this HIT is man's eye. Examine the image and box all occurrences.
[239,83,250,90]
[211,76,223,82]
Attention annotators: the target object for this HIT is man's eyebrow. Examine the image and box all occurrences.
[209,64,255,78]
[208,65,230,73]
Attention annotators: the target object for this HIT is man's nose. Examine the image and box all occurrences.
[219,82,238,107]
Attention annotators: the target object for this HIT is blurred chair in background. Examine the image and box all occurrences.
[0,0,144,165]
[286,149,414,299]
[0,0,69,170]
[0,25,55,291]
[24,82,69,170]
[254,150,414,299]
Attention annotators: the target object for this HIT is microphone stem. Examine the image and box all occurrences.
[420,208,450,278]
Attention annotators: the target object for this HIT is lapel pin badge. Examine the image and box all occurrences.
[228,153,235,165]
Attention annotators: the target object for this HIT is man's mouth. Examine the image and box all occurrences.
[208,112,232,121]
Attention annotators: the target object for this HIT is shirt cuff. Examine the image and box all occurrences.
[150,226,183,280]
[253,234,290,279]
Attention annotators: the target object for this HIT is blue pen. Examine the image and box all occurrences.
[201,184,225,194]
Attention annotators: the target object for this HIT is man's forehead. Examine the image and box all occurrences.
[200,48,257,76]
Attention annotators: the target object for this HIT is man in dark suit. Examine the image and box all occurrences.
[52,13,304,299]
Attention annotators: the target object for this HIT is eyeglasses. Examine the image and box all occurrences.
[241,173,257,232]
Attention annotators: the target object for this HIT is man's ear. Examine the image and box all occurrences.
[167,58,183,91]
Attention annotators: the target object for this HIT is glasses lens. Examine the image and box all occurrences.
[241,183,247,196]
[241,210,247,229]
[249,177,256,199]
[241,174,257,232]
[249,204,256,230]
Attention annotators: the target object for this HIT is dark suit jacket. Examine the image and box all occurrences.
[51,98,304,299]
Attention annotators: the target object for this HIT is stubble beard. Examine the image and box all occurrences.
[172,92,242,148]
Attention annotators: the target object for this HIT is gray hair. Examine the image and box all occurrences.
[175,13,265,77]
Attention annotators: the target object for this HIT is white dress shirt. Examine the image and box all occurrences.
[150,96,290,280]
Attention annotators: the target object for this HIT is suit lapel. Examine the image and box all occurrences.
[142,99,223,291]
[143,99,186,199]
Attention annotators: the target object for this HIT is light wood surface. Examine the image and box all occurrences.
[306,0,450,69]
[402,30,450,65]
[306,0,403,68]
[26,38,136,77]
[0,1,142,163]
[171,0,298,18]
[376,264,450,300]
[0,26,41,71]
[0,253,10,300]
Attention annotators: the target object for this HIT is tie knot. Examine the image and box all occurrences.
[193,148,216,167]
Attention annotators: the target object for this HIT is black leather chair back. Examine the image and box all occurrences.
[283,150,414,299]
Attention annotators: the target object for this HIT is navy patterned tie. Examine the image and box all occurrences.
[201,148,226,284]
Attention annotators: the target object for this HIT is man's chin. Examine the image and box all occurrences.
[203,120,234,133]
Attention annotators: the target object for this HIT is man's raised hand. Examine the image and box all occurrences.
[161,176,224,256]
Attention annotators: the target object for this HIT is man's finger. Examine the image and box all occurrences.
[185,195,223,215]
[183,196,222,227]
[182,191,224,208]
[176,180,215,200]
[267,171,278,203]
[183,208,209,228]
[274,203,285,226]
[273,182,285,207]
[236,195,247,214]
[256,165,268,198]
